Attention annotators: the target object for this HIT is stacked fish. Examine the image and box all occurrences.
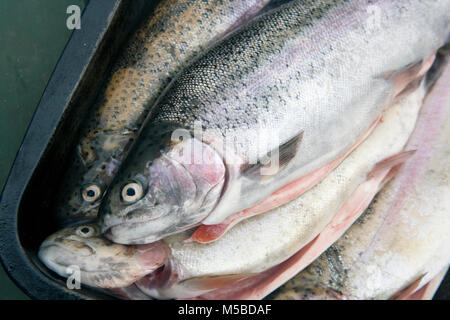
[38,0,450,300]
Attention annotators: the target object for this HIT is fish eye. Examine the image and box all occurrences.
[81,184,102,203]
[121,181,144,204]
[76,226,96,237]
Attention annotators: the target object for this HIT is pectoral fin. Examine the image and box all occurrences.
[404,268,448,300]
[241,131,303,180]
[367,150,416,181]
[383,52,436,98]
[389,274,426,300]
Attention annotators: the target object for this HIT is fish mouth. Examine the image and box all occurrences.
[103,213,166,230]
[105,216,201,245]
[102,214,170,244]
[105,229,159,245]
[38,242,128,288]
[39,241,121,275]
[39,239,96,258]
[38,242,86,278]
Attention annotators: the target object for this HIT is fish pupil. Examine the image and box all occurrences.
[87,190,95,198]
[81,227,90,234]
[127,188,136,196]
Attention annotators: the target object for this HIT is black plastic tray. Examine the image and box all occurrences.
[0,0,159,300]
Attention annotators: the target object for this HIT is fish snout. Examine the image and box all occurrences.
[38,239,94,279]
[38,242,67,277]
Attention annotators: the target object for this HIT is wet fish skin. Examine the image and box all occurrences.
[38,223,170,289]
[99,0,450,244]
[270,59,450,300]
[53,0,270,225]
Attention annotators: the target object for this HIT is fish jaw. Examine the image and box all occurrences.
[99,136,226,244]
[38,224,170,288]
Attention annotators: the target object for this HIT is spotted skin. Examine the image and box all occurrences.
[54,0,270,225]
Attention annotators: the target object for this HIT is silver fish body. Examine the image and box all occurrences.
[138,81,427,299]
[270,59,450,300]
[99,0,450,244]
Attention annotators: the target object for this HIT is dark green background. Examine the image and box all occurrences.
[0,0,87,300]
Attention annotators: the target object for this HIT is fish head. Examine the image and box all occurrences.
[99,131,226,244]
[38,223,123,286]
[38,223,170,288]
[54,132,132,225]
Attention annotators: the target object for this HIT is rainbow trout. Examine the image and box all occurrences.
[54,0,270,226]
[270,59,450,300]
[99,0,450,244]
